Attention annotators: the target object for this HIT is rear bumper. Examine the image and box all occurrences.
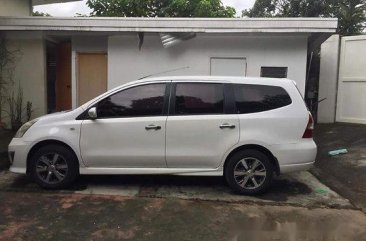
[270,140,317,174]
[279,161,314,173]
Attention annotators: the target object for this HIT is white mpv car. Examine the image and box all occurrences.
[8,76,316,194]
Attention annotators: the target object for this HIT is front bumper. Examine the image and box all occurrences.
[8,138,31,174]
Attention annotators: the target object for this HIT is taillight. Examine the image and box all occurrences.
[302,113,314,138]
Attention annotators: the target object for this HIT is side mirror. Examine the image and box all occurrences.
[88,107,97,120]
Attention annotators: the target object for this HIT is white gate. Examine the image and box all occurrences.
[336,36,366,124]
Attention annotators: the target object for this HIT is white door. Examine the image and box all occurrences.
[166,82,239,169]
[336,36,366,124]
[210,57,247,76]
[80,83,168,168]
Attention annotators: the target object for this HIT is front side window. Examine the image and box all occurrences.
[97,84,166,118]
[234,84,292,114]
[174,83,224,115]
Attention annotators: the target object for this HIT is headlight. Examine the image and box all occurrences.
[15,119,38,138]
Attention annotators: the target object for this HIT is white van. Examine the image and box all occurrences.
[8,76,316,194]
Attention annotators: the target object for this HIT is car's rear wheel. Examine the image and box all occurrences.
[225,149,274,195]
[30,144,79,189]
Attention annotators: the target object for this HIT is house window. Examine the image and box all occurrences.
[261,67,288,78]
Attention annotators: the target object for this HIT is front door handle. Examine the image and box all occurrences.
[145,124,161,130]
[219,123,236,129]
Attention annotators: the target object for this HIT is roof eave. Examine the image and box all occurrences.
[32,0,82,6]
[0,16,338,34]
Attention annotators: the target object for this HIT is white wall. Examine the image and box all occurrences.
[0,0,31,16]
[3,31,46,127]
[318,34,340,123]
[71,36,107,109]
[108,33,308,94]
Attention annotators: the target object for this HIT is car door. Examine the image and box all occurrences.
[166,82,239,169]
[80,82,169,168]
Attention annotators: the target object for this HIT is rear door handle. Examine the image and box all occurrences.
[219,123,236,129]
[145,124,161,130]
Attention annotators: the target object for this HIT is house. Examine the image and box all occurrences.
[0,1,337,126]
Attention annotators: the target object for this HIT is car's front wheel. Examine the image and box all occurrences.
[29,144,79,189]
[225,149,274,195]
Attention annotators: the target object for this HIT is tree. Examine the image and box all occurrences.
[32,11,51,17]
[86,0,236,18]
[337,0,366,35]
[242,0,366,36]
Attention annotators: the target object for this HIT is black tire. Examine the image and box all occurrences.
[29,144,79,189]
[225,149,274,195]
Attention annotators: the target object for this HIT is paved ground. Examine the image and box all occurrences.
[313,123,366,211]
[0,171,353,209]
[0,124,366,240]
[1,192,366,241]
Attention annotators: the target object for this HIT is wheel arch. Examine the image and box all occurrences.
[223,144,280,175]
[26,139,80,174]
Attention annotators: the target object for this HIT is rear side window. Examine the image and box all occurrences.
[234,84,292,114]
[174,83,224,115]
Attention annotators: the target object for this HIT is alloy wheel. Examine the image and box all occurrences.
[233,157,267,189]
[35,153,69,184]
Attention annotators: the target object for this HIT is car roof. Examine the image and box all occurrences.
[128,76,294,86]
[80,76,296,110]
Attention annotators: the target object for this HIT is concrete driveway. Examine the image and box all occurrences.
[0,171,352,209]
[0,123,366,240]
[0,169,365,241]
[313,123,366,211]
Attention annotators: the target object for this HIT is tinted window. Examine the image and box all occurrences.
[261,67,288,78]
[234,84,292,114]
[97,84,166,118]
[175,83,224,115]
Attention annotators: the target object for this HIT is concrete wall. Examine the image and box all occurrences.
[108,33,308,95]
[3,32,46,126]
[0,0,32,16]
[317,34,340,123]
[71,36,108,109]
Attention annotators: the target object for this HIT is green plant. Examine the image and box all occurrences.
[0,37,20,128]
[6,86,33,131]
[7,86,23,131]
[26,101,33,122]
